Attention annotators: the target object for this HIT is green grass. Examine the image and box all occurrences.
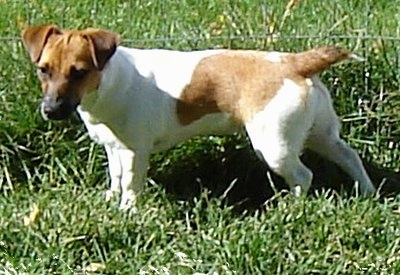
[1,0,400,274]
[1,188,400,274]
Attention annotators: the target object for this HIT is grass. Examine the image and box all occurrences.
[1,188,400,274]
[0,0,400,274]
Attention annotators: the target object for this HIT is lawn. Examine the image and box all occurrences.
[0,0,400,274]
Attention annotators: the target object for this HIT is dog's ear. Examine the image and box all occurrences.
[82,28,120,70]
[21,24,62,62]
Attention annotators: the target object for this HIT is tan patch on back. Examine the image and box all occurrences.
[177,46,352,125]
[177,51,297,125]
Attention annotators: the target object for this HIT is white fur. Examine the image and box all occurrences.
[76,46,375,211]
[78,47,240,210]
[264,51,283,63]
[245,77,375,195]
[245,79,315,195]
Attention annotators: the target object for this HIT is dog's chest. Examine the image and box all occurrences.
[77,107,128,149]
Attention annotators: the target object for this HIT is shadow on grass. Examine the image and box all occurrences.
[153,146,400,213]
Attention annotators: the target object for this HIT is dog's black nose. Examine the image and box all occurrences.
[42,105,57,116]
[42,107,62,120]
[40,96,75,120]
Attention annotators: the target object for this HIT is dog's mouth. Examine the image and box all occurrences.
[40,96,79,121]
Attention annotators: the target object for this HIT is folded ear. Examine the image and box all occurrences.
[82,28,120,70]
[21,24,62,62]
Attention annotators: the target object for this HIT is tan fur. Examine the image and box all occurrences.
[177,51,285,125]
[286,46,353,77]
[21,25,119,103]
[177,46,353,125]
[22,24,62,62]
[37,33,101,100]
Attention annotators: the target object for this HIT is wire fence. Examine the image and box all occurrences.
[1,0,398,42]
[2,0,400,91]
[0,0,399,167]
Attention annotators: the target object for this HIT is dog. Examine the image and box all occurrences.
[21,24,376,211]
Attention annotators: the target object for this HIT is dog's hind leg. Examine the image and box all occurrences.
[245,80,314,196]
[306,80,376,195]
[307,121,376,195]
[246,123,313,196]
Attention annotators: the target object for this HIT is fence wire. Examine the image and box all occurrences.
[0,0,399,167]
[2,0,398,43]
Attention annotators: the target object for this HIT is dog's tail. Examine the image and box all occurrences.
[288,46,363,78]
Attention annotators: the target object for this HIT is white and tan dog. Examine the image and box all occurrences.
[22,25,376,211]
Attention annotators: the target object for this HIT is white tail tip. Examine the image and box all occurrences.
[350,53,365,62]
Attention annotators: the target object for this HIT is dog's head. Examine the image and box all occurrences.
[22,25,120,120]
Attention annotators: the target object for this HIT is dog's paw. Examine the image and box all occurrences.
[358,181,377,197]
[104,189,119,202]
[119,190,138,214]
[291,185,303,197]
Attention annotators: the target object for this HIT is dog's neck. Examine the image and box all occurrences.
[79,47,136,113]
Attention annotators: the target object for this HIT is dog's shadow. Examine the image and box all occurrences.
[151,143,400,213]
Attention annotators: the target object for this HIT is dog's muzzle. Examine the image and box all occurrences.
[40,95,77,120]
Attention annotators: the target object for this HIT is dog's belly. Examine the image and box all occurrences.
[152,113,241,153]
[79,106,240,153]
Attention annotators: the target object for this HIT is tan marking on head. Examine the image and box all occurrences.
[21,25,120,119]
[177,46,354,125]
[21,24,62,63]
[36,32,102,99]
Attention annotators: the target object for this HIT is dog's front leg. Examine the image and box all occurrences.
[104,145,122,202]
[117,148,150,212]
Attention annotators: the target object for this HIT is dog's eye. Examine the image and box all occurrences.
[37,66,50,77]
[70,67,89,80]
